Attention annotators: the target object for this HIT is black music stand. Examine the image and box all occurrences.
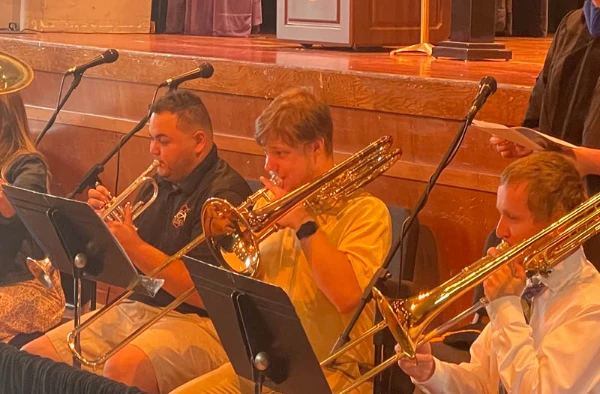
[2,185,163,368]
[182,256,331,394]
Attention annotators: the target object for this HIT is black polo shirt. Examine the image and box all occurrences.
[0,154,47,287]
[128,145,252,315]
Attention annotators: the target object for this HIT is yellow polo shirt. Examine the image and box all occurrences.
[255,189,392,387]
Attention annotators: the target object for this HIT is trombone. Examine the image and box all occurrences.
[66,136,402,368]
[325,189,600,394]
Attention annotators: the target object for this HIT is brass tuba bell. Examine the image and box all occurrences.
[0,52,34,95]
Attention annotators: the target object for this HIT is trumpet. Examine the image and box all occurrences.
[66,136,402,369]
[100,160,160,222]
[22,161,161,292]
[327,189,600,394]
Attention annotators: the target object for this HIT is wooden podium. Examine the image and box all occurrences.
[8,0,152,33]
[276,0,451,48]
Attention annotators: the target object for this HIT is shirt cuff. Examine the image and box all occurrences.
[486,295,525,330]
[411,357,446,394]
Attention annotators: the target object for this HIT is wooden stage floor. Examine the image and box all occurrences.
[0,32,553,318]
[1,32,551,88]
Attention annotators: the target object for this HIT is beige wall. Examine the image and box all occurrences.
[0,0,21,29]
[19,0,152,32]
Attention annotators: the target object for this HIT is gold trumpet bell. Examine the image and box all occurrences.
[372,287,418,360]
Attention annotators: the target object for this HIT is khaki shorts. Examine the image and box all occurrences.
[171,361,372,394]
[46,300,228,393]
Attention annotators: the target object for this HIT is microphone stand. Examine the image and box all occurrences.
[35,72,83,147]
[328,81,496,357]
[66,85,161,199]
[63,85,160,313]
[65,64,210,195]
[66,113,151,199]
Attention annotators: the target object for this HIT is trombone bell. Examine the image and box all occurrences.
[202,136,401,278]
[202,198,260,276]
[372,287,417,360]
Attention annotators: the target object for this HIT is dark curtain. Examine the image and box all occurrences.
[496,0,583,36]
[165,0,262,37]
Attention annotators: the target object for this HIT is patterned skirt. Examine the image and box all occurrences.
[0,269,65,342]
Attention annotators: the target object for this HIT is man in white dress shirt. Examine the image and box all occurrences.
[399,151,600,393]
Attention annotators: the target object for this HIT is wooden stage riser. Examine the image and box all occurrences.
[0,29,554,323]
[24,71,508,193]
[2,38,532,127]
[27,107,502,321]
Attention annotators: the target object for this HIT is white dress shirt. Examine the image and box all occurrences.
[414,247,600,393]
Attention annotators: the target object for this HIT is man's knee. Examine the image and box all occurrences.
[21,335,62,363]
[104,345,158,392]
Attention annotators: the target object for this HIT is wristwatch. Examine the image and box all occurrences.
[296,220,318,240]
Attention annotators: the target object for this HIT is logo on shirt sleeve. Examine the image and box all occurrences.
[172,204,191,228]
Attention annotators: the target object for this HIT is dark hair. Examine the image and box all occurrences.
[500,152,586,221]
[254,87,333,156]
[150,90,213,135]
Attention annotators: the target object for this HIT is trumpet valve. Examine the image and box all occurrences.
[131,200,144,214]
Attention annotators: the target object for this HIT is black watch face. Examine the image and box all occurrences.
[298,221,317,239]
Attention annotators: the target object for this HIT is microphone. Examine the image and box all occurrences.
[465,76,497,122]
[67,49,119,75]
[158,63,215,89]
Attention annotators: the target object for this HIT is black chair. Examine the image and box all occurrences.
[373,205,438,394]
[385,205,420,282]
[247,179,262,193]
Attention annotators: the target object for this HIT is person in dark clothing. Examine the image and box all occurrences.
[492,1,600,193]
[23,91,252,394]
[491,1,600,270]
[0,92,65,342]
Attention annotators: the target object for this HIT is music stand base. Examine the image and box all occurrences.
[432,41,512,61]
[391,42,434,56]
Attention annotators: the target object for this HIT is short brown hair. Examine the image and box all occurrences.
[151,90,213,135]
[254,87,333,156]
[500,152,586,221]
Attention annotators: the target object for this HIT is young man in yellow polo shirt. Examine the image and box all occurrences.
[172,88,392,394]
